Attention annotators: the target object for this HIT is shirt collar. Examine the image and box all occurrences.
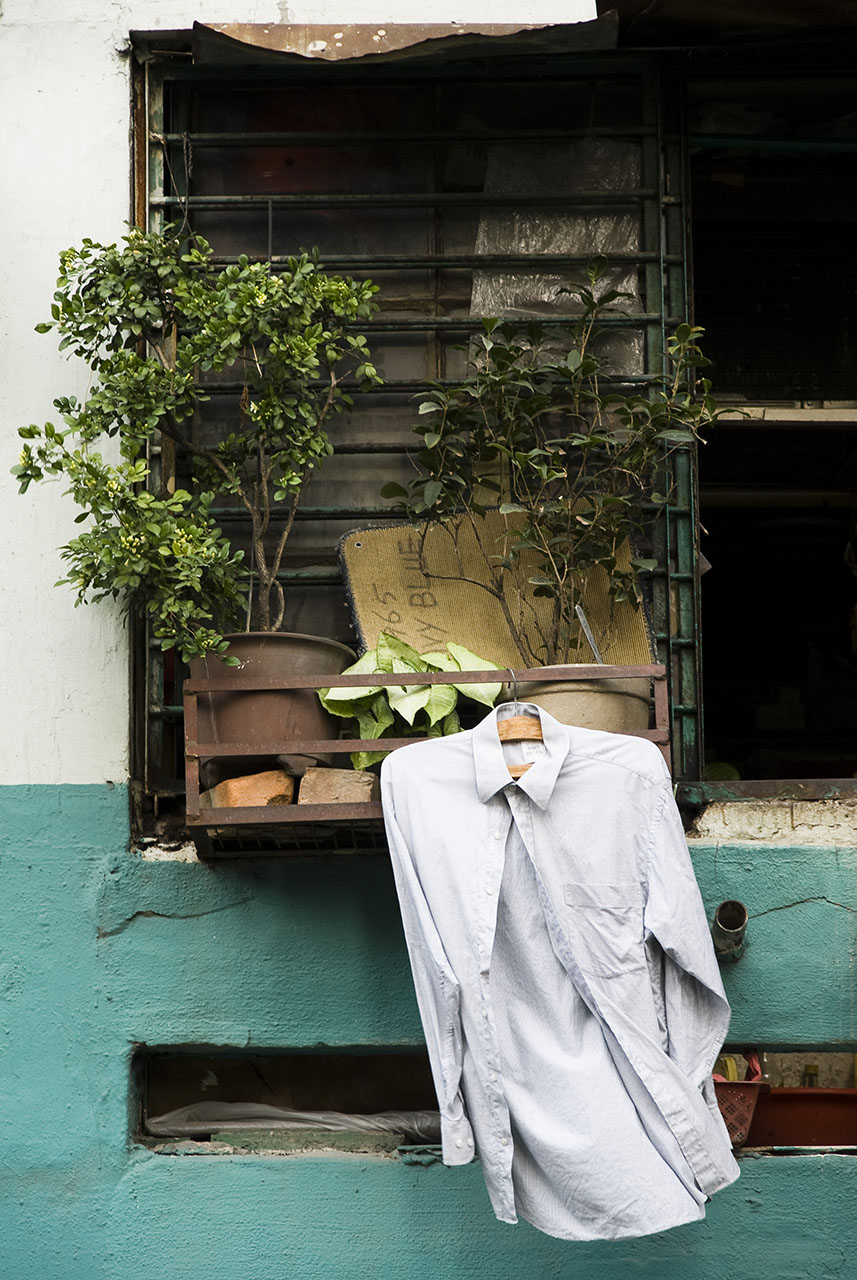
[472,702,570,809]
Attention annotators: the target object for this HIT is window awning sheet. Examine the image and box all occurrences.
[190,15,617,68]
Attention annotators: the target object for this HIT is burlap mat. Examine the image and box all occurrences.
[339,512,653,667]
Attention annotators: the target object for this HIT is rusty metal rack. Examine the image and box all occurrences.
[184,664,669,858]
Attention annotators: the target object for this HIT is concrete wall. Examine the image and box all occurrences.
[2,783,857,1279]
[2,5,857,1277]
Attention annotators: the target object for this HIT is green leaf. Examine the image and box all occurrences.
[587,255,607,284]
[440,708,462,735]
[350,748,391,770]
[447,643,502,707]
[352,695,396,739]
[347,694,399,768]
[387,683,430,724]
[419,651,458,671]
[656,429,695,444]
[376,631,425,672]
[421,682,457,726]
[317,647,382,708]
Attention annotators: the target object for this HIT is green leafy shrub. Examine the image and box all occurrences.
[382,258,725,666]
[13,226,380,661]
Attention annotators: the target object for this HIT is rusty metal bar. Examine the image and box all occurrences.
[690,135,857,156]
[188,803,384,826]
[679,779,857,805]
[184,690,202,818]
[190,728,669,758]
[183,664,671,843]
[189,737,450,757]
[198,316,667,334]
[204,252,681,268]
[159,127,657,147]
[152,190,657,209]
[189,727,670,759]
[184,663,667,694]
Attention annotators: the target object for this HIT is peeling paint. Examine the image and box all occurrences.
[138,841,200,863]
[689,800,857,845]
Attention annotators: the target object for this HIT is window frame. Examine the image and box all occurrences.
[131,34,703,834]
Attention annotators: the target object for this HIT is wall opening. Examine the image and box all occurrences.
[133,1045,438,1149]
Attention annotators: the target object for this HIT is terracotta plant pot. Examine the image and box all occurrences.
[501,666,651,732]
[189,632,356,784]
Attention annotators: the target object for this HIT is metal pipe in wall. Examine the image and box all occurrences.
[711,899,749,963]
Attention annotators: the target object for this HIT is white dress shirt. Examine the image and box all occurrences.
[380,702,739,1241]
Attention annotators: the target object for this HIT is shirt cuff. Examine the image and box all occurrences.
[441,1113,476,1165]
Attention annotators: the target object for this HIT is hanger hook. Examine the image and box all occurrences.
[506,668,519,712]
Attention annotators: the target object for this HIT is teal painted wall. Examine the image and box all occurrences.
[699,841,857,1047]
[2,783,856,1279]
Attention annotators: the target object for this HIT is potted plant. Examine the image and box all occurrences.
[13,225,381,769]
[318,632,502,769]
[381,258,724,727]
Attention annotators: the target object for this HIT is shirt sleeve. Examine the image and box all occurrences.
[643,780,732,1089]
[380,759,475,1165]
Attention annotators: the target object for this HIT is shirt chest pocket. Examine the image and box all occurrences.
[563,882,646,978]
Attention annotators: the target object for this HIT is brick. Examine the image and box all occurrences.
[297,767,380,805]
[199,769,295,810]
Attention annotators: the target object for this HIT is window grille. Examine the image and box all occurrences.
[134,42,698,830]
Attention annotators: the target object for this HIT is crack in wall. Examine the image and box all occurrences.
[97,898,252,939]
[752,896,857,919]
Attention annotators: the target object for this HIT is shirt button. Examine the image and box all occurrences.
[500,1137,509,1146]
[493,830,503,840]
[455,1138,463,1148]
[467,1138,474,1147]
[477,943,485,953]
[482,1008,489,1018]
[485,885,494,895]
[489,1072,498,1082]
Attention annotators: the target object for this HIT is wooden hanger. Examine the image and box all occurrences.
[497,713,543,779]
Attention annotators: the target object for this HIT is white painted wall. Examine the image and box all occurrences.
[0,1,596,784]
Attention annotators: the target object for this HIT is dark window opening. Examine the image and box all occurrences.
[699,421,857,780]
[690,78,857,781]
[692,169,857,404]
[689,77,857,406]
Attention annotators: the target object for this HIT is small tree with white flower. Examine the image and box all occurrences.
[13,227,380,661]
